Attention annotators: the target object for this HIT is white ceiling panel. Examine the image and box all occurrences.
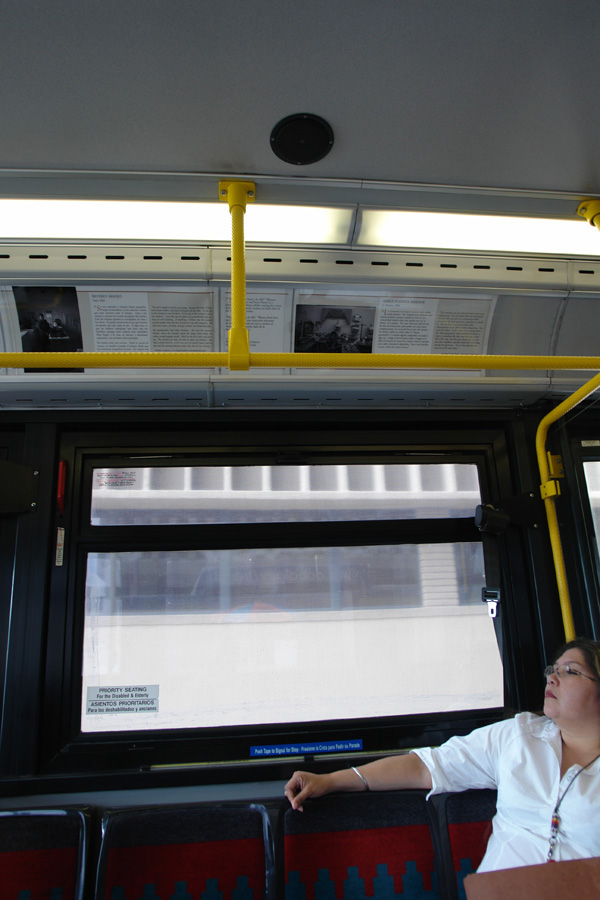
[0,0,599,195]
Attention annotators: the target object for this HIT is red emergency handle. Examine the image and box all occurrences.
[57,460,67,515]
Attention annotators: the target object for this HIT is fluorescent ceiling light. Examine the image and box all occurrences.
[358,209,600,256]
[249,204,352,244]
[0,199,352,244]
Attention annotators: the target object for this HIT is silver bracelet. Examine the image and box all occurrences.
[351,765,370,791]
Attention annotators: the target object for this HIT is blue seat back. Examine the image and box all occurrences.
[428,790,497,900]
[95,803,275,900]
[0,807,89,900]
[279,790,441,899]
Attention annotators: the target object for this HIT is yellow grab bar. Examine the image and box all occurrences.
[219,180,254,370]
[535,371,600,642]
[1,351,600,370]
[0,351,228,368]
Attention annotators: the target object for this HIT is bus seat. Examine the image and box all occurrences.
[94,802,275,900]
[428,790,497,900]
[0,807,90,900]
[278,790,441,899]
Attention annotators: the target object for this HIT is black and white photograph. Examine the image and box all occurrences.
[294,303,376,353]
[14,286,83,354]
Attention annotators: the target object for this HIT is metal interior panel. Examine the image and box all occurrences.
[0,373,553,410]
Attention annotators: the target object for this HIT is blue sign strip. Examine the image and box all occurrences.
[250,739,363,757]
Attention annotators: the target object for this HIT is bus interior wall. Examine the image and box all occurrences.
[0,1,600,816]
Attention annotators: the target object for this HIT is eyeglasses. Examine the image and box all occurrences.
[544,664,597,681]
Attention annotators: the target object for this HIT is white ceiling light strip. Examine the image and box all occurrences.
[357,209,600,257]
[0,199,353,245]
[2,197,600,258]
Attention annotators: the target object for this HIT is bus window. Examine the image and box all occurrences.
[90,462,481,526]
[584,460,600,557]
[80,460,502,737]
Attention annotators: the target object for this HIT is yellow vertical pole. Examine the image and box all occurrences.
[536,371,600,641]
[219,180,255,370]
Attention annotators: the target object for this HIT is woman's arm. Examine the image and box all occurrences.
[284,752,432,811]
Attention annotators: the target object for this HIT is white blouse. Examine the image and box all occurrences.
[413,712,600,871]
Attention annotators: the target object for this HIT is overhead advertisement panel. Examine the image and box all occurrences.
[2,285,495,371]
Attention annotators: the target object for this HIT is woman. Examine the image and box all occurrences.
[284,637,600,871]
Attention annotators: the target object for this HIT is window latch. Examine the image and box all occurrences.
[482,587,501,618]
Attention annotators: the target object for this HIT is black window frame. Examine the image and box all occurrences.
[556,424,600,639]
[35,417,527,780]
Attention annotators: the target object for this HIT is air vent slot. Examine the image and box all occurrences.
[0,242,590,295]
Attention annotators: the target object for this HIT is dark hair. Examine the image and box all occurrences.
[553,637,600,688]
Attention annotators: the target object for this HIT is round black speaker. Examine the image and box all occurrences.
[270,113,334,165]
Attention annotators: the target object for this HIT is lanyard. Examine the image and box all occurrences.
[547,752,600,861]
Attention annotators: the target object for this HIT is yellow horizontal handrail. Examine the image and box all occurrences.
[1,351,600,370]
[0,352,228,368]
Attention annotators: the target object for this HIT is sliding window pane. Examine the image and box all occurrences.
[90,462,481,525]
[81,541,501,733]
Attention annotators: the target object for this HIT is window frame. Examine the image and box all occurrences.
[40,424,509,778]
[557,429,600,639]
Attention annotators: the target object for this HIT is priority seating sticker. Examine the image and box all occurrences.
[86,685,159,714]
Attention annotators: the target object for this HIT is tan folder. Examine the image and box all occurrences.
[464,857,600,899]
